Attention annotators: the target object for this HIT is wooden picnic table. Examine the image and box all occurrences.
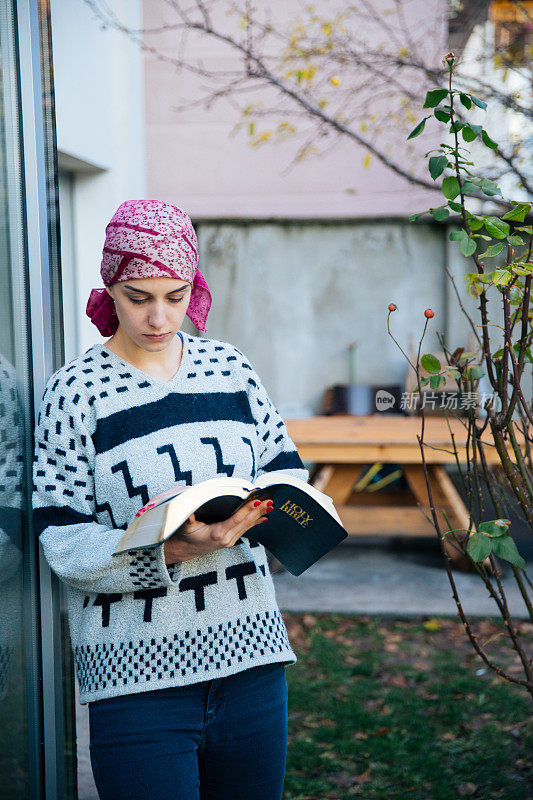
[284,414,523,564]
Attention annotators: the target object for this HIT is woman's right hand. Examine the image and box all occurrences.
[163,496,274,564]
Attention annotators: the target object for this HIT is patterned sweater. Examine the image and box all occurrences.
[32,331,309,704]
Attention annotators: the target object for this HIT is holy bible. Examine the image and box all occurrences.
[113,472,348,576]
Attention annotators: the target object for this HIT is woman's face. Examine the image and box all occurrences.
[105,277,192,349]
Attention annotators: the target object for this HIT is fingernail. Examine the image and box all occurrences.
[147,503,155,508]
[266,502,274,508]
[260,517,268,523]
[265,507,273,513]
[253,500,261,507]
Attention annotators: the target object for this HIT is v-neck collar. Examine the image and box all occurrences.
[96,331,191,388]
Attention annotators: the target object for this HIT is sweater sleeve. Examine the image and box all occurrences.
[32,376,183,594]
[236,348,309,484]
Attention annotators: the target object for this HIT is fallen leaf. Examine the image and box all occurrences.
[458,782,477,796]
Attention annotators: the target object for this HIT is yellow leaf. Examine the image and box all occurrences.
[330,75,340,86]
[423,618,442,632]
[363,153,372,168]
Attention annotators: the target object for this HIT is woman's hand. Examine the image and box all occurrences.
[163,496,274,564]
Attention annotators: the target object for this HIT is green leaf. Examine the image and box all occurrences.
[462,126,478,142]
[420,376,430,386]
[512,264,533,276]
[448,201,463,212]
[430,206,450,221]
[450,229,467,241]
[469,218,485,231]
[493,268,512,285]
[434,108,451,123]
[428,155,448,180]
[408,118,428,139]
[409,211,426,222]
[471,95,487,110]
[442,176,461,200]
[484,217,510,239]
[479,242,505,258]
[510,342,533,363]
[461,180,478,194]
[421,354,441,374]
[467,365,484,380]
[467,533,493,562]
[460,237,477,257]
[446,368,461,379]
[507,235,525,246]
[478,519,511,537]
[502,203,531,222]
[424,89,448,108]
[492,536,525,569]
[481,129,498,150]
[522,347,533,364]
[429,374,446,390]
[516,225,533,234]
[480,178,501,197]
[459,93,472,109]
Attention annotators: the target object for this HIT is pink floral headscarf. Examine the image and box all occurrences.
[86,199,212,336]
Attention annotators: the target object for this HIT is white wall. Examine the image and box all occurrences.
[51,0,146,358]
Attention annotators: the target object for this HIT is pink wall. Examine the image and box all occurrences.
[143,0,448,219]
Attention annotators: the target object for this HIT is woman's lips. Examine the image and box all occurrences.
[145,333,170,340]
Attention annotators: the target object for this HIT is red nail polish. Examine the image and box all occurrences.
[260,517,268,523]
[253,500,261,507]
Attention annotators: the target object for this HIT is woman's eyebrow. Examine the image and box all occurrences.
[123,284,189,295]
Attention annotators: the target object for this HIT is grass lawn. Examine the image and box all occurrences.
[281,611,532,800]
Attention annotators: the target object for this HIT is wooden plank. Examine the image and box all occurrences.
[285,415,522,465]
[312,464,364,505]
[432,465,472,532]
[337,505,435,536]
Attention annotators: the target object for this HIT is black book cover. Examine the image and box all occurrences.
[193,483,348,576]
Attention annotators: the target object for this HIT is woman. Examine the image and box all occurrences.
[32,199,309,800]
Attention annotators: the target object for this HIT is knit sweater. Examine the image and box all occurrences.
[32,331,309,704]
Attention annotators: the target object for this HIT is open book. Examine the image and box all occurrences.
[113,472,348,576]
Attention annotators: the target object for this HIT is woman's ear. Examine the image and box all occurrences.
[104,286,114,299]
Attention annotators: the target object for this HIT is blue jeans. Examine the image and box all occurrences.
[88,661,289,800]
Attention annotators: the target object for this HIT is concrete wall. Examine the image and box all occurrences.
[195,219,479,416]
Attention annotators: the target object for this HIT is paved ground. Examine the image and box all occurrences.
[272,537,533,619]
[76,538,533,799]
